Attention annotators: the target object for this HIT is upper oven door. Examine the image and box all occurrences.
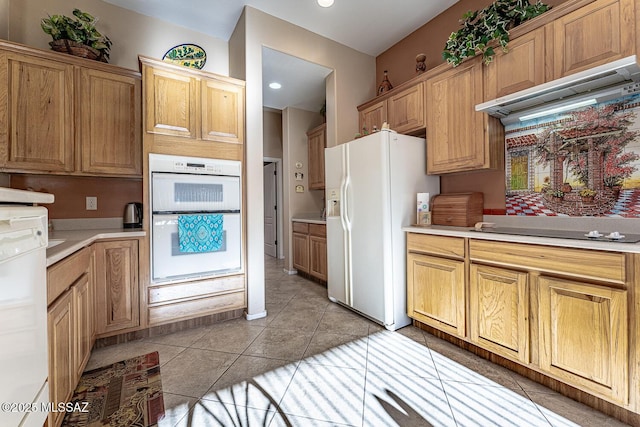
[152,172,241,213]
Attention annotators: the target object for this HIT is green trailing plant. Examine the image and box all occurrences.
[443,0,550,67]
[41,9,112,60]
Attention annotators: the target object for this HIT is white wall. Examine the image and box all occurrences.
[0,0,8,39]
[229,6,375,319]
[263,108,283,159]
[8,0,229,74]
[282,108,324,271]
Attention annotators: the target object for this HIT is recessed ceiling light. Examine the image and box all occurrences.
[269,82,282,89]
[317,0,334,7]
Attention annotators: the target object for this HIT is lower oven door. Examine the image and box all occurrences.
[152,212,241,282]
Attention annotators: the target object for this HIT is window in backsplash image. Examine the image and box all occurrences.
[504,93,640,217]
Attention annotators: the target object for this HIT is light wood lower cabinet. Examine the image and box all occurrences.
[469,264,529,363]
[292,222,327,281]
[47,246,94,427]
[538,276,628,404]
[407,252,465,337]
[94,239,140,335]
[47,289,74,427]
[407,232,638,415]
[406,234,466,337]
[73,273,93,381]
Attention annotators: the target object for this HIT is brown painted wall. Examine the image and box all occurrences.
[376,0,569,211]
[10,175,142,219]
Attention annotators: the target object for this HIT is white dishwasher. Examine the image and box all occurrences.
[0,188,53,427]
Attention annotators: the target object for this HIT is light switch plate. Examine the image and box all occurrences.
[86,196,97,210]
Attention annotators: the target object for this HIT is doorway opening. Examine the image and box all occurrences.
[263,157,283,259]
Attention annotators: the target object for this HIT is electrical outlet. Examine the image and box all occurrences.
[86,196,97,210]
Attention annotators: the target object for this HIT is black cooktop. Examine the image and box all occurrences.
[469,227,640,243]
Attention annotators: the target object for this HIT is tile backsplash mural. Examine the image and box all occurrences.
[505,93,640,217]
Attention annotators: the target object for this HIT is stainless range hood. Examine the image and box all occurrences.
[476,55,640,125]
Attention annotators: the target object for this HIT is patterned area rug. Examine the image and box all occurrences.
[62,352,164,427]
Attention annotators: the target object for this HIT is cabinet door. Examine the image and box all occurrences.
[550,0,635,79]
[143,66,197,138]
[470,264,529,363]
[426,57,504,174]
[79,68,142,175]
[359,101,386,134]
[201,78,244,144]
[484,27,546,100]
[387,82,425,134]
[73,273,92,380]
[309,235,327,281]
[48,290,74,427]
[94,240,139,335]
[307,124,326,191]
[0,52,74,172]
[538,276,628,404]
[407,253,465,337]
[292,232,310,273]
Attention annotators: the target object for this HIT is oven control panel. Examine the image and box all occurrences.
[149,153,241,177]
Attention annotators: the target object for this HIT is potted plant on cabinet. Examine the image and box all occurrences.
[579,188,597,203]
[41,8,112,62]
[443,0,550,67]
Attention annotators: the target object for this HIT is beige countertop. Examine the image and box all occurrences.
[291,215,326,225]
[47,228,146,267]
[403,225,640,254]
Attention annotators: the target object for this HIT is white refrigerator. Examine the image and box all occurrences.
[324,129,440,331]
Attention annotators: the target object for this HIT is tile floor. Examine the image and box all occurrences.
[86,256,630,427]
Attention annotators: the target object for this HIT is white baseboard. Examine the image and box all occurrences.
[283,268,297,275]
[244,310,267,321]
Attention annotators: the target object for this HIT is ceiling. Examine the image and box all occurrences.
[103,0,458,111]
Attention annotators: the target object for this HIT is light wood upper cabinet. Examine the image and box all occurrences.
[426,57,504,174]
[0,51,74,172]
[538,276,628,404]
[201,78,244,144]
[140,55,245,146]
[307,123,326,191]
[94,239,140,335]
[144,66,197,138]
[79,68,142,175]
[387,82,425,134]
[550,0,635,79]
[470,264,529,363]
[484,27,546,101]
[358,100,386,134]
[0,41,142,177]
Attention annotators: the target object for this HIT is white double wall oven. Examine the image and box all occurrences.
[149,154,242,283]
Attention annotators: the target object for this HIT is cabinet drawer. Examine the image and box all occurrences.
[309,223,326,237]
[149,275,244,304]
[469,240,626,284]
[148,291,245,325]
[47,247,91,305]
[292,222,309,234]
[407,233,465,259]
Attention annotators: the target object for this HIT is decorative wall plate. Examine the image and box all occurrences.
[162,44,207,69]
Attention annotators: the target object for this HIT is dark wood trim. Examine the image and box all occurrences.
[93,308,244,348]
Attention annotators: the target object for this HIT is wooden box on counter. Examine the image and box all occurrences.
[431,192,484,227]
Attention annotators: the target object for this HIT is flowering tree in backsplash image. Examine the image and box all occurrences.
[505,94,640,217]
